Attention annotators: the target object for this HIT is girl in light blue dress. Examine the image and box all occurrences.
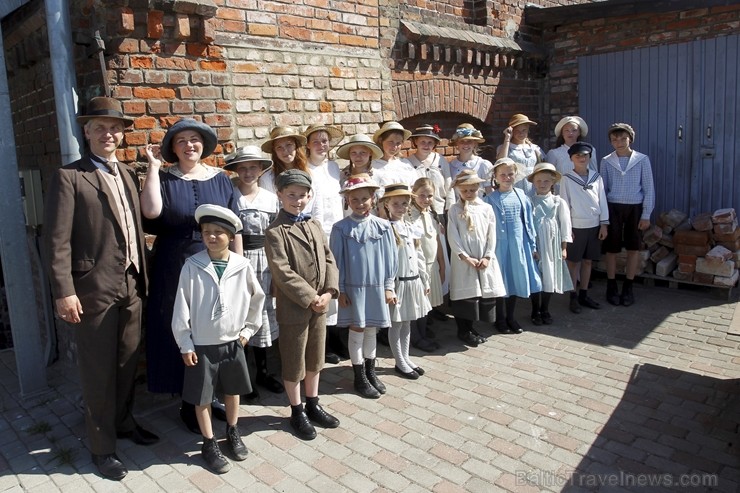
[484,158,542,334]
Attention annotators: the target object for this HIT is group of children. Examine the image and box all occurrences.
[167,118,654,474]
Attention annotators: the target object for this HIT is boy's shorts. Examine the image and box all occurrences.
[567,226,602,262]
[183,340,252,406]
[603,203,643,253]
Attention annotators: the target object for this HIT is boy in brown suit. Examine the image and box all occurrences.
[265,169,341,440]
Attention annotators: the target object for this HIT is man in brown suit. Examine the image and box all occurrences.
[43,97,158,480]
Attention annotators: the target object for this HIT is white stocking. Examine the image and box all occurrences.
[348,329,364,365]
[390,322,412,372]
[362,327,377,360]
[399,321,416,370]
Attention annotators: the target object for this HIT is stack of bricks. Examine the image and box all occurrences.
[649,208,739,288]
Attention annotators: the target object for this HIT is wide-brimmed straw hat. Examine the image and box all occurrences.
[372,121,412,145]
[508,114,537,128]
[607,122,635,141]
[303,124,344,147]
[527,162,561,183]
[451,169,485,188]
[336,134,383,161]
[409,124,441,143]
[339,173,380,194]
[554,116,588,138]
[381,183,415,199]
[450,123,485,144]
[223,146,272,172]
[160,118,217,163]
[76,96,134,127]
[261,126,307,153]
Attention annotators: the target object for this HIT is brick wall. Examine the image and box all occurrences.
[543,4,740,148]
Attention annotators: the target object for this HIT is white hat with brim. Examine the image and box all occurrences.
[372,121,412,145]
[527,162,562,183]
[451,169,485,188]
[261,127,308,153]
[491,157,526,183]
[195,204,242,235]
[339,173,380,194]
[223,145,272,172]
[336,134,383,161]
[554,116,588,138]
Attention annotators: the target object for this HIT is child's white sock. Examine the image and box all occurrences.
[389,322,413,372]
[362,327,377,360]
[348,330,364,365]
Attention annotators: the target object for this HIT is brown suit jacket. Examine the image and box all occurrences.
[265,210,339,326]
[43,155,148,313]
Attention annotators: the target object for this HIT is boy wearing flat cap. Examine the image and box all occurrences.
[600,123,655,307]
[560,142,609,314]
[172,204,265,474]
[265,170,341,441]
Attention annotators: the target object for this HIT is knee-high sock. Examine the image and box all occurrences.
[541,292,552,312]
[399,321,416,370]
[505,297,518,321]
[348,330,364,365]
[389,322,413,373]
[362,327,377,360]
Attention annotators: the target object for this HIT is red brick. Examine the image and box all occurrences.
[248,24,278,36]
[186,43,208,57]
[130,56,153,69]
[147,10,164,39]
[677,254,697,266]
[200,60,227,71]
[124,132,146,145]
[133,87,176,99]
[123,101,146,115]
[119,7,135,34]
[116,38,140,53]
[673,229,711,246]
[319,101,332,112]
[175,13,191,39]
[134,116,157,129]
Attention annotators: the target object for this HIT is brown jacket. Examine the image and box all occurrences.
[43,155,148,313]
[265,210,339,326]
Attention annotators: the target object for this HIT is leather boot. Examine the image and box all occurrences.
[606,279,620,306]
[353,363,380,399]
[364,358,386,394]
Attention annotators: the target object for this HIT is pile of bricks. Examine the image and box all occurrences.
[643,208,739,288]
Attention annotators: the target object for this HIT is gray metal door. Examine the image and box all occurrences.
[578,34,739,217]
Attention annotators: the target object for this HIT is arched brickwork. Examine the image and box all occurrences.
[393,79,492,124]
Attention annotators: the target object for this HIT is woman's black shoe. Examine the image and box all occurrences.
[541,312,554,324]
[506,319,523,334]
[394,366,419,380]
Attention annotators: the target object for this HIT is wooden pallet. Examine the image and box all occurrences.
[640,272,737,301]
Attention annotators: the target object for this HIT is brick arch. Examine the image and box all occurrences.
[393,79,492,123]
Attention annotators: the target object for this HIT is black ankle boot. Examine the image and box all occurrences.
[353,363,381,399]
[364,358,386,394]
[606,279,620,306]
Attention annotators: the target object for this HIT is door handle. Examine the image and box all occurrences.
[678,125,682,141]
[706,125,712,139]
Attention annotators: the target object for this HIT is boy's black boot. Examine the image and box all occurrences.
[621,280,635,307]
[202,437,231,474]
[606,279,620,306]
[225,424,248,461]
[569,292,582,314]
[364,358,386,394]
[353,363,381,399]
[305,396,340,428]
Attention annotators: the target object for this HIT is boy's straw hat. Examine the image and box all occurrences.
[336,134,383,161]
[223,146,272,172]
[450,123,485,144]
[381,183,415,199]
[261,126,307,153]
[507,114,537,128]
[372,121,412,145]
[195,204,242,235]
[554,116,588,138]
[451,169,485,188]
[339,173,380,194]
[527,162,562,183]
[303,124,344,147]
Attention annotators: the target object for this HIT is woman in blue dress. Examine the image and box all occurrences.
[141,119,241,432]
[484,158,542,334]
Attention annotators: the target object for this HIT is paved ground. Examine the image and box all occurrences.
[0,278,738,492]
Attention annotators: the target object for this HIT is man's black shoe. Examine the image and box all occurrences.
[92,453,128,481]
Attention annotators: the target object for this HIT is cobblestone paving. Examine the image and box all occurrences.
[0,279,738,492]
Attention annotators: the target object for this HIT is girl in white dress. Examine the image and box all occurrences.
[380,184,431,379]
[408,177,445,352]
[497,114,546,196]
[224,146,284,397]
[527,163,574,325]
[371,121,417,191]
[448,123,493,197]
[546,116,598,179]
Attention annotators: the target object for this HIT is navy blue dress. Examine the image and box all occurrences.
[145,168,238,394]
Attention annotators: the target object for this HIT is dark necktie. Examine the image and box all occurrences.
[91,155,118,176]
